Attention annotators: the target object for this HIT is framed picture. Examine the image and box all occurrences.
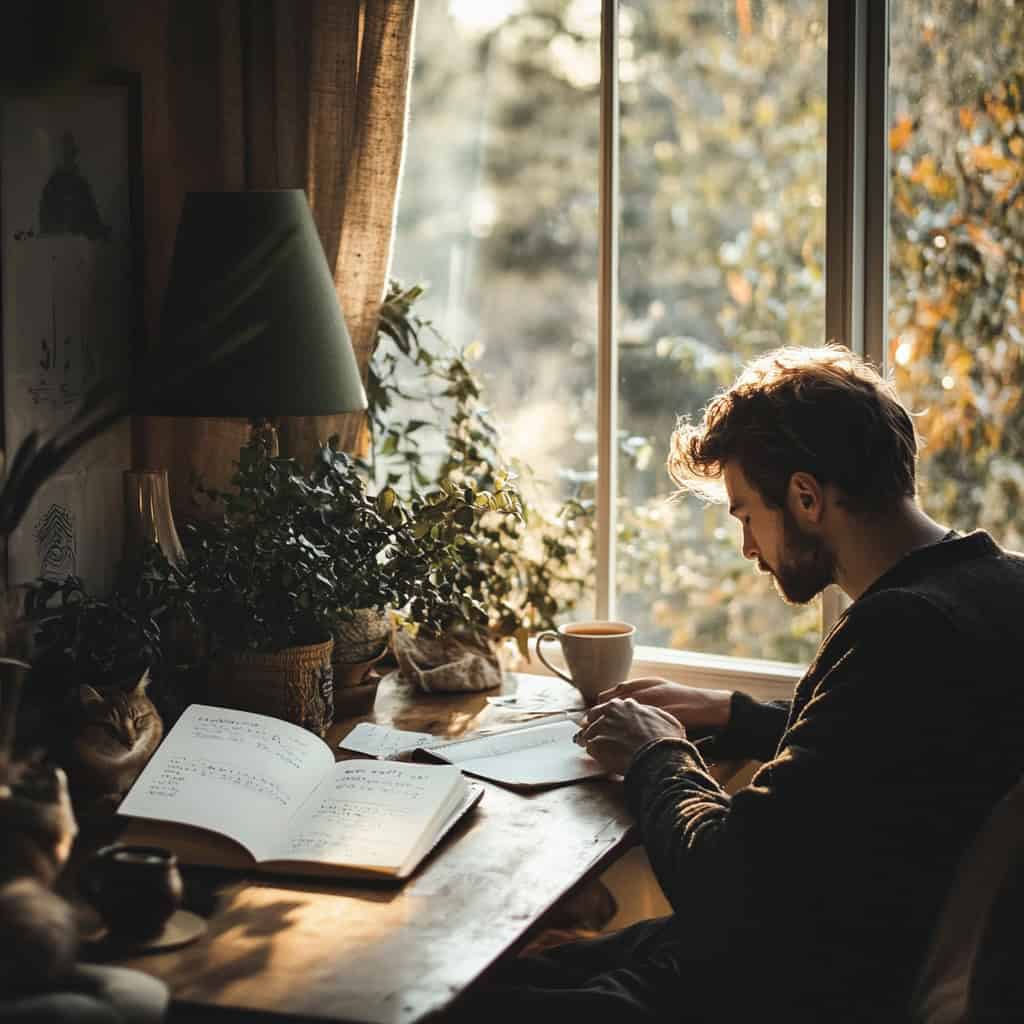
[1,81,140,594]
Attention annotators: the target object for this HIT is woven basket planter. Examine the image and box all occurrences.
[207,637,334,737]
[330,610,390,719]
[332,609,390,669]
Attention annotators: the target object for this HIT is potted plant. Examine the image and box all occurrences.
[178,426,467,729]
[294,433,471,712]
[26,560,171,700]
[365,281,594,677]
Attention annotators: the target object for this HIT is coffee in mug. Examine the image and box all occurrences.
[535,620,635,703]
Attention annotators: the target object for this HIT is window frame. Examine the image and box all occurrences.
[538,0,891,696]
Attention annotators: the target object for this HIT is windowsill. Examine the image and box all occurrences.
[523,642,803,703]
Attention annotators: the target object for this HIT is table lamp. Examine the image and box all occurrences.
[126,190,367,566]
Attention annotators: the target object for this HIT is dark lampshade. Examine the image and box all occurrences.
[151,190,367,418]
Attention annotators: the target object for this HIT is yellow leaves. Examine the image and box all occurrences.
[959,106,976,132]
[944,346,973,380]
[751,208,778,236]
[984,99,1014,129]
[1010,137,1024,158]
[894,188,916,219]
[915,295,954,330]
[909,156,957,199]
[801,234,821,276]
[964,222,1006,264]
[754,95,777,127]
[997,384,1023,421]
[890,114,913,152]
[970,144,1016,176]
[726,270,753,306]
[978,419,999,452]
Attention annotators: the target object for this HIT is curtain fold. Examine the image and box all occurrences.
[278,0,417,461]
[141,0,416,513]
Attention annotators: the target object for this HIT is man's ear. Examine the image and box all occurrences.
[787,472,825,524]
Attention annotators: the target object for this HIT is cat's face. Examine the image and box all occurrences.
[77,672,158,750]
[63,671,163,812]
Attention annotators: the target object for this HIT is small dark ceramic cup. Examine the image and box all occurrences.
[84,844,183,940]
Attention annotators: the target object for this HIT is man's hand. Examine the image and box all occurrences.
[596,677,733,732]
[574,697,685,776]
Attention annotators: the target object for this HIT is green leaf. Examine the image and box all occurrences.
[377,487,398,514]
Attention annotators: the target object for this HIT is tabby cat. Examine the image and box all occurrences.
[61,670,163,820]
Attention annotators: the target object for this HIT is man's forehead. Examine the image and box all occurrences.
[722,462,751,502]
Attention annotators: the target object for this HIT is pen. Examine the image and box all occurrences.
[572,715,587,746]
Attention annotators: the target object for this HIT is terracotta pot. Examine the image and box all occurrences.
[207,637,334,736]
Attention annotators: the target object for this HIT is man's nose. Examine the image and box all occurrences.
[741,526,758,561]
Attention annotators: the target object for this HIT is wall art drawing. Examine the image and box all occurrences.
[1,87,137,594]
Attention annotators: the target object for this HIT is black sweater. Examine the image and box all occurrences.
[624,531,1024,1022]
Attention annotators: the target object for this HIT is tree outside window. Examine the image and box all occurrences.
[390,0,1024,666]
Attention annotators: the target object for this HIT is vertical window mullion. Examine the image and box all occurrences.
[596,0,619,620]
[863,1,890,369]
[823,0,889,631]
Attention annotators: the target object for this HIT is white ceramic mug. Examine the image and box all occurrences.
[535,621,636,703]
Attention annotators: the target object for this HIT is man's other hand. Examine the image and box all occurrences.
[596,677,733,732]
[575,698,685,776]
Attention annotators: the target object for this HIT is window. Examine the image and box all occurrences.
[391,1,1021,690]
[888,0,1024,553]
[615,1,826,664]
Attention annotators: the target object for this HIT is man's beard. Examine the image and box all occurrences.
[764,509,836,605]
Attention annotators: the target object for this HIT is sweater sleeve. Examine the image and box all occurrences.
[622,592,965,983]
[699,691,791,763]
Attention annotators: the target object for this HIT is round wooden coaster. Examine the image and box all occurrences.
[81,909,207,959]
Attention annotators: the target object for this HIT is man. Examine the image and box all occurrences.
[450,345,1024,1023]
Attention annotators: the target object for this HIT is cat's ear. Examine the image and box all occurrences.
[131,669,151,696]
[78,685,104,706]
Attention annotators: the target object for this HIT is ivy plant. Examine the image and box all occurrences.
[365,280,594,657]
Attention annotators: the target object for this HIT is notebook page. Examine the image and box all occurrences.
[338,721,442,759]
[429,720,604,788]
[268,761,466,874]
[117,704,335,859]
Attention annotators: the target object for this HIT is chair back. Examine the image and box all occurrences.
[912,777,1024,1023]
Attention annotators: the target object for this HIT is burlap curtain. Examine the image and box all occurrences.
[244,0,417,461]
[142,0,416,512]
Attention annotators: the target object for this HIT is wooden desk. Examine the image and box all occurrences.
[114,673,636,1023]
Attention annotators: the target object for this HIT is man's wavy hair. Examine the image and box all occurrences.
[668,345,920,516]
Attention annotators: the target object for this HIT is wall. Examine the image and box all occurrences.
[99,0,251,514]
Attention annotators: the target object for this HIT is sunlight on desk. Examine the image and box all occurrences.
[112,673,635,1023]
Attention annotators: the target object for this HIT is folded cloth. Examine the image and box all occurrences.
[393,630,502,693]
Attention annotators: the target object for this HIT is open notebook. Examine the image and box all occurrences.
[118,704,482,881]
